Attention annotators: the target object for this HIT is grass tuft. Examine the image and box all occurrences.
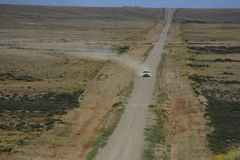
[86,126,115,160]
[210,149,240,160]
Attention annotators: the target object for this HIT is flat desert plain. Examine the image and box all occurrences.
[0,5,240,160]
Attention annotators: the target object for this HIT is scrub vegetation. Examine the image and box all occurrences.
[176,9,240,154]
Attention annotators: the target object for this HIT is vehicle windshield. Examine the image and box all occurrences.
[143,71,150,73]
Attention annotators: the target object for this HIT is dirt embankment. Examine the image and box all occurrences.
[154,9,240,160]
[152,24,210,160]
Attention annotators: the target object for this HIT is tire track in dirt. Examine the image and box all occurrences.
[162,52,210,160]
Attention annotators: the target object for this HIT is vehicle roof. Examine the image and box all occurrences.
[143,70,150,72]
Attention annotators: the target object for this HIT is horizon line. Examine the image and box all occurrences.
[1,2,240,9]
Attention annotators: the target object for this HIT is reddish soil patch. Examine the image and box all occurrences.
[176,97,185,112]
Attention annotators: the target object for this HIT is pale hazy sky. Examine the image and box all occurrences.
[0,0,240,8]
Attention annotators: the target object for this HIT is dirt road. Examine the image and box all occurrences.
[95,9,175,160]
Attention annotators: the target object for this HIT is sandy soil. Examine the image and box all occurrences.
[3,6,239,160]
[160,52,210,160]
[158,9,240,160]
[6,63,132,160]
[175,9,240,156]
[95,9,175,160]
[0,5,164,160]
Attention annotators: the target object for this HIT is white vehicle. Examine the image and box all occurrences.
[139,70,151,77]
